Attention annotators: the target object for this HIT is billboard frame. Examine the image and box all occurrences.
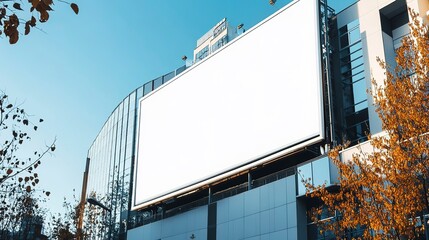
[132,0,325,211]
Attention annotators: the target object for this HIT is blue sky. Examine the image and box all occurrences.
[0,0,356,214]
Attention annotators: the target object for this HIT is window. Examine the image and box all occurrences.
[212,35,228,53]
[195,45,209,62]
[297,156,332,196]
[337,19,369,144]
[163,71,175,83]
[153,77,162,90]
[213,20,227,38]
[143,81,153,96]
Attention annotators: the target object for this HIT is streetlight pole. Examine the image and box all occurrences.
[86,197,112,239]
[87,197,111,212]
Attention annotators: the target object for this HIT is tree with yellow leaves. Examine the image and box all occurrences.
[306,11,429,239]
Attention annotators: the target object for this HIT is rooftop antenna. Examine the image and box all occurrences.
[237,23,245,34]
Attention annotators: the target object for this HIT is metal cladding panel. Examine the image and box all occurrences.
[133,0,323,209]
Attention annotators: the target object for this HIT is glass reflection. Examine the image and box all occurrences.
[337,19,369,144]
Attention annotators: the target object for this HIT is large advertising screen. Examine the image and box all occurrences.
[133,0,323,209]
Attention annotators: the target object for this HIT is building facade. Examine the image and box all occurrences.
[193,18,241,63]
[80,66,187,239]
[80,0,429,239]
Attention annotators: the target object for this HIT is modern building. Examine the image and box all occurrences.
[193,18,241,63]
[79,66,187,239]
[79,0,429,239]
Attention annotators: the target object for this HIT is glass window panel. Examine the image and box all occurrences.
[127,127,134,141]
[341,69,353,79]
[340,64,351,74]
[137,86,143,99]
[297,163,312,195]
[346,119,369,143]
[351,64,364,76]
[153,77,162,90]
[213,21,226,38]
[340,48,351,59]
[342,87,355,114]
[340,54,351,65]
[345,108,369,126]
[119,159,125,179]
[350,49,363,62]
[340,34,349,49]
[349,28,360,44]
[393,37,404,49]
[355,100,368,112]
[176,65,186,75]
[307,224,320,239]
[212,35,228,53]
[118,102,124,122]
[123,98,129,117]
[340,45,361,60]
[163,71,175,83]
[125,147,132,160]
[349,42,362,53]
[352,78,367,103]
[350,56,364,69]
[312,157,330,186]
[195,45,209,62]
[341,60,363,74]
[351,71,365,83]
[143,82,152,96]
[339,25,348,35]
[121,122,127,159]
[129,92,136,111]
[127,123,134,135]
[115,122,122,164]
[347,19,359,30]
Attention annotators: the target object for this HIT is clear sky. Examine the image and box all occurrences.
[0,0,357,215]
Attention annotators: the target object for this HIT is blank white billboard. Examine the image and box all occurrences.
[133,0,323,209]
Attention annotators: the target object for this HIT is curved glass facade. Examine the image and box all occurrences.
[82,65,186,239]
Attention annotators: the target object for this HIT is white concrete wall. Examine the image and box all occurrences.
[407,0,429,24]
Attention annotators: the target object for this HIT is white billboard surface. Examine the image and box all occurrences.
[134,0,323,208]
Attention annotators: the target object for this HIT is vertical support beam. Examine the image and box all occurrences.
[207,202,217,240]
[77,157,90,240]
[320,0,335,145]
[248,172,252,190]
[296,198,308,240]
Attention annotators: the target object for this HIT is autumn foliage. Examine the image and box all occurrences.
[306,11,429,239]
[0,0,78,44]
